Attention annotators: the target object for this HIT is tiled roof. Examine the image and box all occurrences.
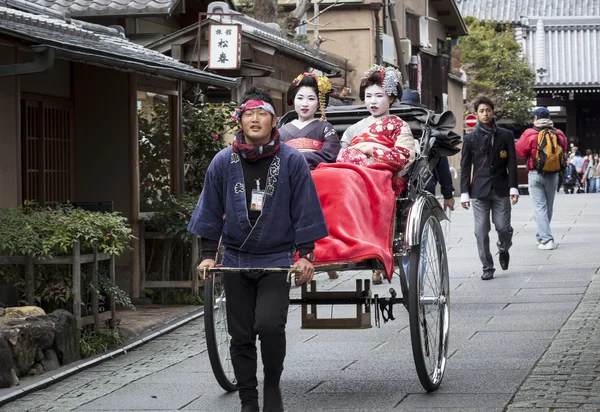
[26,0,180,17]
[456,0,600,24]
[520,17,600,88]
[0,2,238,87]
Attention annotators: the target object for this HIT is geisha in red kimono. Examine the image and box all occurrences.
[337,114,415,194]
[311,65,417,284]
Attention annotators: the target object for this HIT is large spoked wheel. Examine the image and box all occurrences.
[204,273,237,392]
[408,207,450,392]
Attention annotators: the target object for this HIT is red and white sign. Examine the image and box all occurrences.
[465,114,477,128]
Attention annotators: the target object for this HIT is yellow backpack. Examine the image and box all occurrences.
[533,129,564,173]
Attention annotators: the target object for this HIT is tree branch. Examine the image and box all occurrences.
[302,20,331,28]
[303,0,341,24]
[283,0,342,40]
[283,0,312,40]
[287,0,313,21]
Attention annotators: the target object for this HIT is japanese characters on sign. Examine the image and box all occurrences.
[208,24,241,70]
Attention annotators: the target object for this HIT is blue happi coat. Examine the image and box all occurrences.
[188,143,328,255]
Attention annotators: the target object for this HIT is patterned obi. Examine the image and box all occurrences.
[284,138,323,151]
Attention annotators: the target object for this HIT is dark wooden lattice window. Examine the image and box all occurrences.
[21,97,74,207]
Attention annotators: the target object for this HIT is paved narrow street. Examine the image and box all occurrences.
[1,193,599,412]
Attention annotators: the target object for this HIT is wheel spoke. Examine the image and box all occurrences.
[410,212,450,392]
[205,275,237,392]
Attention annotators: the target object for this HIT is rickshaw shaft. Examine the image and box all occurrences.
[290,297,405,306]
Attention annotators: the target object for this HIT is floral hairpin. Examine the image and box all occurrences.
[361,65,402,97]
[293,72,332,121]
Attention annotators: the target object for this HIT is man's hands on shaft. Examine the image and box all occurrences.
[197,259,216,279]
[196,257,315,284]
[292,258,315,285]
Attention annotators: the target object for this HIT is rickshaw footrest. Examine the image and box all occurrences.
[299,279,372,329]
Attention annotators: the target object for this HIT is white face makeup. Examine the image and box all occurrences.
[294,86,319,122]
[364,84,391,117]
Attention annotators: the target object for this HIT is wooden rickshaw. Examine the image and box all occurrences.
[201,105,461,393]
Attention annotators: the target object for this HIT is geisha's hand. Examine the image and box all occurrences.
[354,143,373,156]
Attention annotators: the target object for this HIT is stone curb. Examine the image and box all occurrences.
[0,307,206,407]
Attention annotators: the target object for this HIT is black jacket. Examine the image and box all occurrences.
[425,156,454,199]
[460,126,518,199]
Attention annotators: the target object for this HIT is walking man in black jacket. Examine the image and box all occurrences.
[460,96,519,280]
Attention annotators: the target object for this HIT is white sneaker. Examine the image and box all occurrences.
[538,241,555,250]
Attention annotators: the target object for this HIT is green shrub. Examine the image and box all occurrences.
[143,287,203,306]
[0,203,133,258]
[0,204,135,312]
[80,328,124,358]
[143,194,199,243]
[139,100,236,210]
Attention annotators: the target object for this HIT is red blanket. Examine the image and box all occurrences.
[310,163,397,281]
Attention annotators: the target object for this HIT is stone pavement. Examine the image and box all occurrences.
[117,305,203,342]
[507,262,600,411]
[0,193,599,411]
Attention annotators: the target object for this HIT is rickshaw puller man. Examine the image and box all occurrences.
[188,88,328,412]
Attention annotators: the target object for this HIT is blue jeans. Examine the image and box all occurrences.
[590,177,599,193]
[528,171,559,244]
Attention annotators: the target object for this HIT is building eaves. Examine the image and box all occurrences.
[23,0,181,17]
[435,0,468,38]
[455,0,600,24]
[0,2,239,87]
[522,17,600,89]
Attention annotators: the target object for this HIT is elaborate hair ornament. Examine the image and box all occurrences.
[292,72,332,121]
[361,65,402,97]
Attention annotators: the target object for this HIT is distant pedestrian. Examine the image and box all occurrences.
[568,144,578,159]
[590,153,600,193]
[563,158,577,194]
[460,96,519,280]
[571,150,584,182]
[516,107,567,250]
[582,150,595,192]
